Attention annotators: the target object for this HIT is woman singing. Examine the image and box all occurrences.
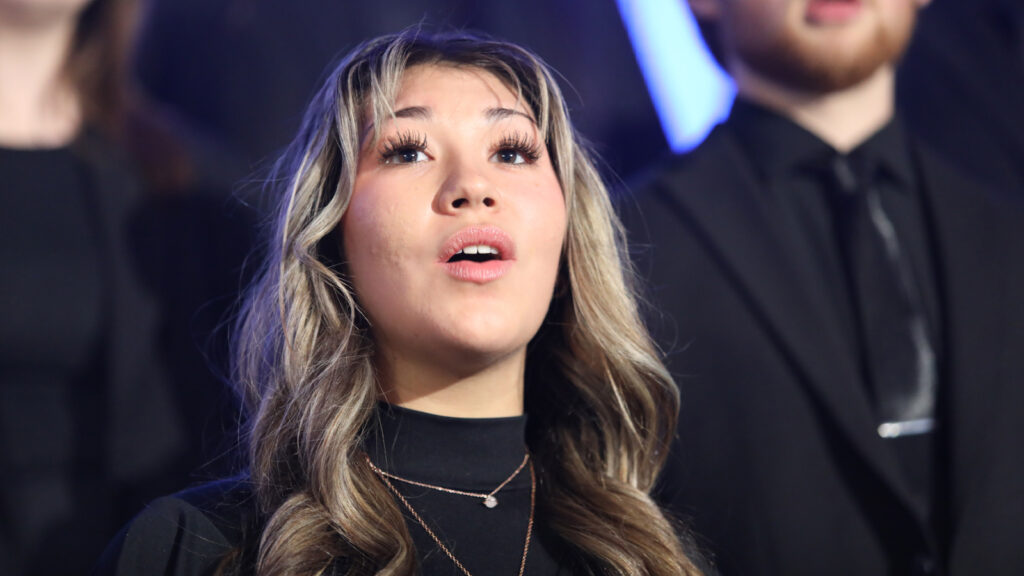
[99,29,704,576]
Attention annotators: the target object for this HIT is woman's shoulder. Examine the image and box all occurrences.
[95,476,259,576]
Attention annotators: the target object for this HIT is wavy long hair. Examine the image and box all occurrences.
[232,29,701,576]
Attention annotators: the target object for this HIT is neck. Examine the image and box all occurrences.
[0,11,82,147]
[734,64,895,153]
[378,348,527,418]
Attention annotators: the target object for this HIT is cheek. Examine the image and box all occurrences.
[342,189,417,299]
[886,2,918,37]
[345,184,412,261]
[727,3,786,53]
[525,177,568,268]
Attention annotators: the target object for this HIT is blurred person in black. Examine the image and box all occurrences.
[0,0,249,573]
[622,0,1024,574]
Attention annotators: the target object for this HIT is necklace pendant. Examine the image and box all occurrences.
[483,495,498,508]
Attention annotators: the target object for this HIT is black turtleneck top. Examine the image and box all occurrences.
[365,404,565,575]
[97,404,568,575]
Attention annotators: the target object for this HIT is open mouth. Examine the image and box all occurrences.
[447,244,502,263]
[439,226,515,283]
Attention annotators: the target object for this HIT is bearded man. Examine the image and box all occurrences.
[622,1,1024,574]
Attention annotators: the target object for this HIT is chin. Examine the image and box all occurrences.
[447,326,534,360]
[738,11,915,93]
[431,316,535,366]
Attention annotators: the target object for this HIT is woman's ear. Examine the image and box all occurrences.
[688,0,723,20]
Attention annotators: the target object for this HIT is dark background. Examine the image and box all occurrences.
[134,0,1024,199]
[134,0,670,192]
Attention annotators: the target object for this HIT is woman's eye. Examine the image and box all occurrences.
[492,149,527,165]
[384,148,429,164]
[491,132,541,165]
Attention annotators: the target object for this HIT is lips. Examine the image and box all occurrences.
[438,225,515,283]
[805,0,861,25]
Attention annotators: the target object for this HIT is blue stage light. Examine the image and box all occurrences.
[616,0,735,151]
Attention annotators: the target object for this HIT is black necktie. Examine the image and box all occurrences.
[828,155,937,438]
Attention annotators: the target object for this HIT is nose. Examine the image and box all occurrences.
[435,159,498,213]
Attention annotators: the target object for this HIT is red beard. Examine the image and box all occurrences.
[730,1,916,93]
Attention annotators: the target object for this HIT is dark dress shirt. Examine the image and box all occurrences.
[728,99,942,523]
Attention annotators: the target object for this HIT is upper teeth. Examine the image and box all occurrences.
[458,245,499,256]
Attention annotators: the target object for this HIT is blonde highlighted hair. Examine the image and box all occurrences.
[232,29,701,575]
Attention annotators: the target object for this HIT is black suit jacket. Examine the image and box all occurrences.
[621,119,1024,575]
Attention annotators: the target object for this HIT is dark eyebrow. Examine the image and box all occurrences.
[392,106,532,123]
[363,105,534,141]
[486,107,537,125]
[393,106,431,119]
[361,106,431,142]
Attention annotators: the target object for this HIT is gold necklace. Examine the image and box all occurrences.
[367,455,536,576]
[365,452,529,508]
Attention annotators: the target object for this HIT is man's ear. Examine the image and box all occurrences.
[689,0,722,20]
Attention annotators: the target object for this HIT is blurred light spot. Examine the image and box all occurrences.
[616,0,736,151]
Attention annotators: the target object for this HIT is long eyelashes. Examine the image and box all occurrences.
[376,130,543,164]
[379,130,428,163]
[494,131,542,164]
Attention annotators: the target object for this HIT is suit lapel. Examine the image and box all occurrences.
[659,125,927,521]
[914,143,1007,527]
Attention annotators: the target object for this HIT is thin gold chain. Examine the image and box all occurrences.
[368,456,536,576]
[365,452,529,504]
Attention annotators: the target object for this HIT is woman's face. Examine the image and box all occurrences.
[343,64,567,381]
